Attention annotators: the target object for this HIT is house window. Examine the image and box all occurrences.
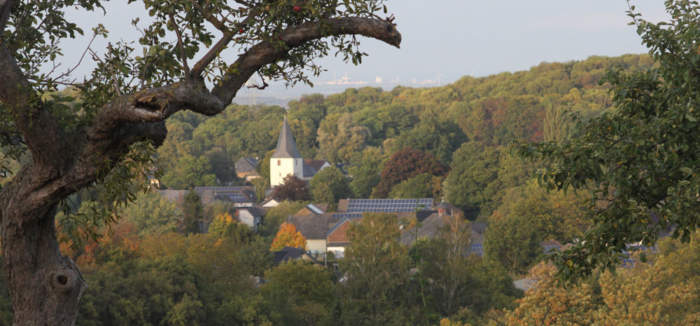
[277,160,281,166]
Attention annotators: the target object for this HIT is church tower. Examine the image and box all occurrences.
[270,117,304,187]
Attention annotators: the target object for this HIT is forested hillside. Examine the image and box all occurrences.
[158,54,653,216]
[1,52,695,326]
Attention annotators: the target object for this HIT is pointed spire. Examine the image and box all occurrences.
[272,116,302,158]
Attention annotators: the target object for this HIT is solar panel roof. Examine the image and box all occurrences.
[195,186,251,192]
[331,213,363,220]
[214,193,252,203]
[345,198,433,213]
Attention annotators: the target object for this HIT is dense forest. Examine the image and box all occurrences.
[2,52,696,325]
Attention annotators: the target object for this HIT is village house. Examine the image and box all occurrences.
[285,198,465,258]
[159,186,259,230]
[236,207,265,230]
[235,157,261,182]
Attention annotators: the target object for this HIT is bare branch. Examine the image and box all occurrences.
[212,17,401,104]
[247,71,269,90]
[169,13,190,75]
[50,32,99,84]
[190,4,264,77]
[90,80,225,138]
[190,31,234,76]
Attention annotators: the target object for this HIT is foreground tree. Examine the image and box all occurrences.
[340,213,410,325]
[506,236,700,325]
[0,0,401,324]
[520,0,699,279]
[261,261,336,326]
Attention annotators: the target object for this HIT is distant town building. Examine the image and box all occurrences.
[272,247,316,265]
[269,117,330,187]
[286,213,338,256]
[284,198,458,258]
[236,207,265,230]
[262,198,280,208]
[159,186,258,230]
[235,157,261,181]
[326,216,357,258]
[159,186,255,207]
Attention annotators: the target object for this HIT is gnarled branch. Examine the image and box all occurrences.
[5,16,401,222]
[0,46,67,170]
[210,16,401,104]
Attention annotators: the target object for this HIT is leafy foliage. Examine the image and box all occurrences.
[519,0,700,278]
[444,141,502,217]
[340,213,410,325]
[309,166,351,207]
[484,182,589,274]
[182,190,204,234]
[119,190,182,236]
[270,222,306,252]
[372,148,447,198]
[271,175,311,202]
[388,173,438,199]
[209,212,254,244]
[261,261,336,326]
[507,236,700,325]
[259,201,309,237]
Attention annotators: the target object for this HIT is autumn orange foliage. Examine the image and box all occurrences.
[270,222,306,252]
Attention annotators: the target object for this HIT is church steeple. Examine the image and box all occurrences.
[272,116,302,158]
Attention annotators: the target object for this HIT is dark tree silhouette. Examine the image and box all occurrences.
[272,175,311,202]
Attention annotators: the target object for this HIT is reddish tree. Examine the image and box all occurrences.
[372,148,447,197]
[272,175,311,202]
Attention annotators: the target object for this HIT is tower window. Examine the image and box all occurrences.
[277,160,281,166]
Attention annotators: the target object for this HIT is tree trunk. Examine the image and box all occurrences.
[0,165,88,326]
[2,204,85,326]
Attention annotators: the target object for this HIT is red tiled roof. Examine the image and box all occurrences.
[327,219,354,244]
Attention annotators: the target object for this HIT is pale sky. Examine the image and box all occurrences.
[60,1,668,99]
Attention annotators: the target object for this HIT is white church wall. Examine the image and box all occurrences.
[270,157,303,187]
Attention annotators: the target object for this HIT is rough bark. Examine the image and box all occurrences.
[0,9,401,326]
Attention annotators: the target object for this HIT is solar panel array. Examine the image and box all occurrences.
[214,193,252,203]
[345,198,433,213]
[331,213,363,220]
[195,186,250,192]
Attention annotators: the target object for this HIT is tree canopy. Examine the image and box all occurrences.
[272,175,311,202]
[519,0,699,279]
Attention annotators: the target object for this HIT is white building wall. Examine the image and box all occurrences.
[270,157,303,187]
[305,239,327,255]
[327,246,346,258]
[237,210,260,229]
